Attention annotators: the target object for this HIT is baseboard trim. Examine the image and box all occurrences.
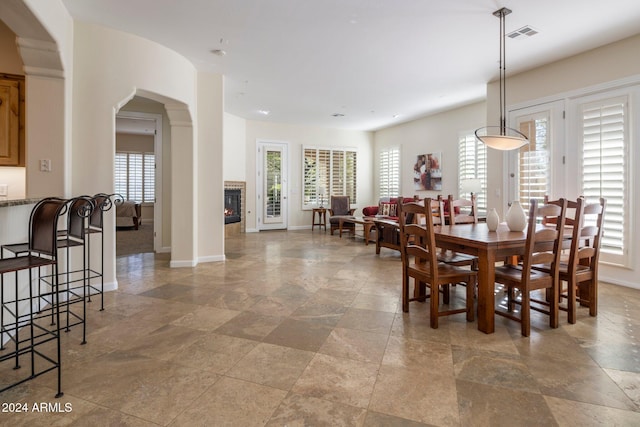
[198,255,225,263]
[170,259,197,268]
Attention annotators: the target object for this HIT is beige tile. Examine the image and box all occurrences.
[452,346,540,393]
[263,318,333,352]
[350,292,399,313]
[290,300,348,326]
[604,368,640,408]
[69,405,159,426]
[267,393,367,427]
[61,351,220,425]
[227,343,315,390]
[292,353,378,408]
[170,377,286,426]
[457,379,557,426]
[214,311,283,340]
[169,305,240,331]
[166,332,258,374]
[337,308,395,334]
[0,383,98,427]
[369,365,460,426]
[545,395,640,426]
[319,327,389,364]
[524,352,637,410]
[363,411,432,427]
[382,335,453,373]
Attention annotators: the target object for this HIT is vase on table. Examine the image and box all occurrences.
[506,201,527,232]
[486,208,499,231]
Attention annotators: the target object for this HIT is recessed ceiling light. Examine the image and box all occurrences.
[393,114,401,118]
[258,110,270,115]
[211,49,226,56]
[332,113,345,117]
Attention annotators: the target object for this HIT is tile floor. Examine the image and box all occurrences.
[1,230,639,426]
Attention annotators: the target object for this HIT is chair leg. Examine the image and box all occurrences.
[442,284,450,304]
[466,276,475,322]
[430,284,439,329]
[589,279,598,317]
[567,278,577,324]
[521,288,531,337]
[549,283,559,329]
[402,272,409,312]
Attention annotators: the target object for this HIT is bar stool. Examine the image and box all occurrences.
[85,193,116,311]
[0,198,67,398]
[54,196,94,344]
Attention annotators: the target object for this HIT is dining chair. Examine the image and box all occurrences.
[447,194,478,225]
[534,197,605,323]
[436,196,479,299]
[398,198,476,328]
[494,198,567,337]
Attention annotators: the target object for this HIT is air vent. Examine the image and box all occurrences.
[507,26,539,39]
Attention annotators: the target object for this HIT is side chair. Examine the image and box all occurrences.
[398,198,476,328]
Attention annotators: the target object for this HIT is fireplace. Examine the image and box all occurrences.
[224,189,241,224]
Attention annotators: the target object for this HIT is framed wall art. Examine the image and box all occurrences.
[413,152,442,191]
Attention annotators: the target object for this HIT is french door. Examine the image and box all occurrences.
[507,100,564,210]
[257,141,288,230]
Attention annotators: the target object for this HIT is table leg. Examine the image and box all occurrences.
[339,219,343,238]
[476,249,496,334]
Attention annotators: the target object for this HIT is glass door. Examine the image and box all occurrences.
[257,141,288,230]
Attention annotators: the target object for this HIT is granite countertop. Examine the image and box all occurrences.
[0,198,42,208]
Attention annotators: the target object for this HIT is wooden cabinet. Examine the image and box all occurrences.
[0,77,23,166]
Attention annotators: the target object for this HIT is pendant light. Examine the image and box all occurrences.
[475,7,528,150]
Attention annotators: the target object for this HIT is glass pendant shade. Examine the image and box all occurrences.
[475,126,528,150]
[475,8,529,151]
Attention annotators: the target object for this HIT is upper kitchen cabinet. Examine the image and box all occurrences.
[0,76,24,166]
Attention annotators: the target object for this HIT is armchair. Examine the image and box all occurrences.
[329,196,356,235]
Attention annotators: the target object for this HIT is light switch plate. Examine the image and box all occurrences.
[0,184,8,196]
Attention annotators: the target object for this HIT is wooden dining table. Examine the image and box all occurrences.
[434,222,530,334]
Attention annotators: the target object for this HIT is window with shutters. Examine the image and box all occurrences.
[379,147,400,198]
[302,147,357,209]
[458,134,487,215]
[580,96,628,265]
[115,151,155,203]
[517,114,551,211]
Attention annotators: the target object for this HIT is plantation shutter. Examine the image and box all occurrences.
[345,150,357,203]
[379,147,400,198]
[518,118,550,210]
[458,134,487,215]
[581,97,627,262]
[302,147,358,209]
[144,154,155,203]
[114,153,128,197]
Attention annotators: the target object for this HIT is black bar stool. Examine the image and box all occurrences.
[0,197,68,398]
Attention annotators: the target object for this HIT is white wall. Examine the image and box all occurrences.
[244,121,374,231]
[223,112,247,182]
[374,102,486,200]
[489,33,640,289]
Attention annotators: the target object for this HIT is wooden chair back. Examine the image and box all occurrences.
[448,194,478,225]
[521,199,567,285]
[398,198,438,277]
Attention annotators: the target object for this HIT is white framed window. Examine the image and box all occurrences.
[579,95,629,266]
[115,151,155,203]
[303,147,357,209]
[458,133,487,215]
[379,146,400,198]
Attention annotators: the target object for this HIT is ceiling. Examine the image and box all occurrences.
[61,0,640,131]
